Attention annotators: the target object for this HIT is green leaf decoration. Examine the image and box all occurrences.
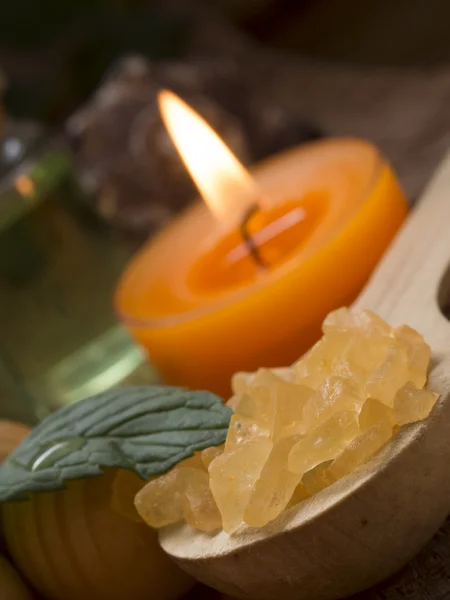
[0,386,231,502]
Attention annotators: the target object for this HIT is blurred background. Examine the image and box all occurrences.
[2,0,450,423]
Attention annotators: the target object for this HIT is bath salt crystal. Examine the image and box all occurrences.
[231,371,254,396]
[393,383,438,426]
[137,309,438,535]
[225,414,269,452]
[209,437,273,533]
[328,419,393,480]
[365,342,409,406]
[359,398,395,431]
[333,360,367,394]
[244,436,302,527]
[225,395,241,410]
[294,334,347,390]
[201,445,224,469]
[232,369,312,440]
[323,307,392,337]
[287,483,310,507]
[182,468,222,532]
[135,469,185,528]
[394,325,430,389]
[288,411,360,476]
[135,454,205,528]
[302,376,363,433]
[302,461,335,495]
[255,370,312,440]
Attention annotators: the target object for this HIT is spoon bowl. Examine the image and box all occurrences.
[161,365,450,599]
[160,153,450,599]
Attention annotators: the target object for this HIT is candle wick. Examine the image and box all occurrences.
[240,205,268,269]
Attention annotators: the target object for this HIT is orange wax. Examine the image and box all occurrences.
[115,138,408,398]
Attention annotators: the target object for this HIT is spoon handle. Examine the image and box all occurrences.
[354,152,450,355]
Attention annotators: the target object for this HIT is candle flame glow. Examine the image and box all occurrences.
[158,90,264,225]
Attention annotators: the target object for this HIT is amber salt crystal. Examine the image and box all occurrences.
[135,308,438,534]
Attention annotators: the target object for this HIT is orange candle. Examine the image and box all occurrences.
[115,93,408,398]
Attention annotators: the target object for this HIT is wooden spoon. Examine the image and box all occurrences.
[159,152,450,600]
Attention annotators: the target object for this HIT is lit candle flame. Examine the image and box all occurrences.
[158,90,264,226]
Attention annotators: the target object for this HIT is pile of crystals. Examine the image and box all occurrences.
[135,308,438,534]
